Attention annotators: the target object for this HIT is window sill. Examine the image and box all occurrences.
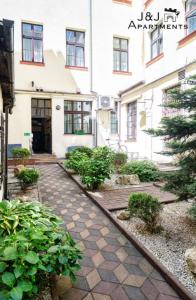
[64,133,93,135]
[65,66,88,71]
[113,71,132,76]
[177,31,196,48]
[20,61,45,66]
[112,0,132,6]
[144,0,153,9]
[146,53,164,67]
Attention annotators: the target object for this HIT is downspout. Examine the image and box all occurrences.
[4,106,9,199]
[89,0,98,147]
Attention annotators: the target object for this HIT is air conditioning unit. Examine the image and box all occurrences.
[97,96,114,110]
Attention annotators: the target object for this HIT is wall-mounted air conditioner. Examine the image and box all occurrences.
[97,96,114,110]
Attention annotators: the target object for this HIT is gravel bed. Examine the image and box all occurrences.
[113,201,196,295]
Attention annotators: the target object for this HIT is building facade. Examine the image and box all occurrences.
[0,0,195,161]
[120,0,196,162]
[0,0,144,158]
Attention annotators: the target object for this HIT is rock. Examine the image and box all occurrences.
[14,165,25,177]
[117,211,130,220]
[185,247,196,274]
[115,175,140,185]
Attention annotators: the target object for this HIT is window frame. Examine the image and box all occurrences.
[150,26,163,59]
[113,37,129,72]
[22,22,44,63]
[64,100,92,134]
[185,0,196,34]
[127,101,137,140]
[111,102,118,134]
[66,29,85,67]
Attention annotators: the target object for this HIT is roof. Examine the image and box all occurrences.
[118,80,145,97]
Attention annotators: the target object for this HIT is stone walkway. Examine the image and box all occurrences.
[38,164,181,300]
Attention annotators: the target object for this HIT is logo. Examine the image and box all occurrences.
[128,8,188,30]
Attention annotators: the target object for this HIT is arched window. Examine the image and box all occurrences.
[186,0,196,34]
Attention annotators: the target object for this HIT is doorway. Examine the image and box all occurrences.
[31,99,52,154]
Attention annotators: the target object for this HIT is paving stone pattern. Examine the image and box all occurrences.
[38,164,181,300]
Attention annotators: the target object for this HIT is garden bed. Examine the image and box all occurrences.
[113,201,196,295]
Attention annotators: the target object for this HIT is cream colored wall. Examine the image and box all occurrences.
[121,63,196,162]
[0,87,3,200]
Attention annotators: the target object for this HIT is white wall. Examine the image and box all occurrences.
[0,87,3,200]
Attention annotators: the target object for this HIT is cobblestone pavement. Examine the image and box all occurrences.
[38,164,181,300]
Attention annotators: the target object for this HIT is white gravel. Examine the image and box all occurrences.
[113,201,196,295]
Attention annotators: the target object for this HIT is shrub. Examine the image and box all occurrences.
[120,160,159,182]
[17,168,39,187]
[66,146,93,159]
[113,152,128,167]
[12,148,30,165]
[128,192,162,232]
[92,146,114,163]
[0,200,82,300]
[188,202,196,222]
[80,158,112,190]
[64,151,89,173]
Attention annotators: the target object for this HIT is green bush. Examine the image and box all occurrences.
[64,151,89,173]
[0,200,82,300]
[66,146,93,159]
[80,158,112,190]
[17,168,39,187]
[113,152,128,167]
[188,202,196,222]
[12,148,30,159]
[120,160,159,182]
[92,146,114,163]
[128,192,162,232]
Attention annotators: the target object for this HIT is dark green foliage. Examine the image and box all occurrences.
[64,151,89,173]
[120,160,159,182]
[188,202,196,222]
[80,146,114,190]
[12,148,30,159]
[0,200,82,300]
[66,146,93,159]
[146,76,196,199]
[128,192,162,232]
[113,152,128,167]
[17,168,39,187]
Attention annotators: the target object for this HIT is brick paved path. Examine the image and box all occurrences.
[38,164,181,300]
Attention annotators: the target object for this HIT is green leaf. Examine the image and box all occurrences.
[2,272,15,287]
[3,247,18,260]
[18,279,33,292]
[58,255,68,264]
[0,261,7,272]
[27,266,37,276]
[0,290,10,300]
[24,251,39,264]
[48,245,59,253]
[14,266,25,278]
[10,286,23,300]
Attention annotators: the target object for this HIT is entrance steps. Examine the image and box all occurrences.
[31,154,57,165]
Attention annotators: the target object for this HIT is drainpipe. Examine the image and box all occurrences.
[4,106,9,199]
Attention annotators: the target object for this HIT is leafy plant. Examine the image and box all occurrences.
[188,202,196,222]
[80,158,112,190]
[66,146,93,159]
[64,151,89,173]
[17,168,39,188]
[120,160,159,182]
[128,192,162,233]
[0,200,82,300]
[12,148,30,165]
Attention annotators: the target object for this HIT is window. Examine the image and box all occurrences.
[31,99,51,117]
[22,23,43,63]
[113,37,128,72]
[111,102,118,134]
[163,86,185,117]
[151,26,163,59]
[127,101,137,140]
[186,0,196,34]
[64,101,92,134]
[66,30,85,67]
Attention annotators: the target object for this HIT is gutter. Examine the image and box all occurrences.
[118,80,145,97]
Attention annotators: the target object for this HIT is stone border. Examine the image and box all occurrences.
[58,163,195,300]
